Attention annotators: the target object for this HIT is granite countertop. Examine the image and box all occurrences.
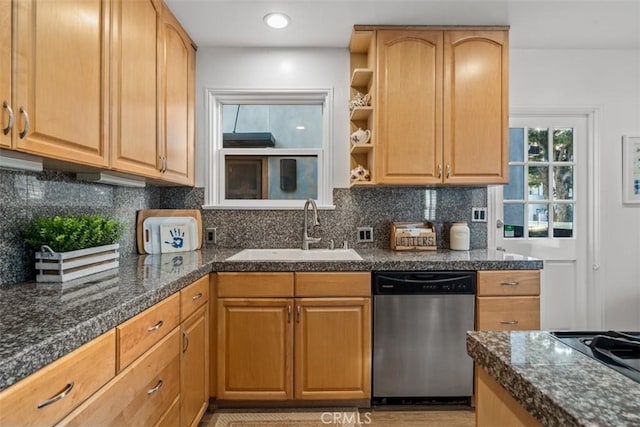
[0,247,541,392]
[467,331,640,427]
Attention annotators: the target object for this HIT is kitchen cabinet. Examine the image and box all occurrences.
[475,365,540,427]
[110,0,162,178]
[180,276,209,427]
[216,272,371,401]
[160,4,196,186]
[0,330,115,426]
[349,26,509,186]
[476,270,540,331]
[12,0,110,166]
[59,328,181,427]
[117,292,180,371]
[0,0,12,148]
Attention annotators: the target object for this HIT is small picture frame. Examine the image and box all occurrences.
[622,135,640,204]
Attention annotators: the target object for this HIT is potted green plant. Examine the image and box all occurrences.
[23,214,124,283]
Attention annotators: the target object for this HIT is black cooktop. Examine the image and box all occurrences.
[550,331,640,384]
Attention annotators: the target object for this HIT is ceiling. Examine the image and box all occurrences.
[164,0,640,50]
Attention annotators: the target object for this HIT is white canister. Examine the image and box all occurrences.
[450,221,470,251]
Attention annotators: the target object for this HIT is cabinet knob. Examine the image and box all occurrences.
[2,101,14,135]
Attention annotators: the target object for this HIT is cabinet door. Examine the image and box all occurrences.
[160,6,195,185]
[376,30,443,185]
[0,0,11,148]
[181,305,208,427]
[13,0,109,165]
[110,0,161,177]
[217,298,293,400]
[443,30,509,184]
[294,298,371,400]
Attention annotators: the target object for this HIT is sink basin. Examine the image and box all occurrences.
[225,248,363,262]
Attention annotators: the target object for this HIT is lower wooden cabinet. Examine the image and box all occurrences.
[475,365,540,427]
[476,270,540,331]
[181,304,209,427]
[295,298,371,400]
[216,272,371,402]
[58,328,181,426]
[0,330,116,427]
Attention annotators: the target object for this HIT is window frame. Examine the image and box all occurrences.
[204,89,334,209]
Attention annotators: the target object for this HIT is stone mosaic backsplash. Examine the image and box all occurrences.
[160,186,488,252]
[0,168,487,286]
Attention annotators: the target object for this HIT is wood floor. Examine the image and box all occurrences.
[202,408,475,427]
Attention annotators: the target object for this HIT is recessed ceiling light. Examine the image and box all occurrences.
[263,12,290,29]
[295,125,305,130]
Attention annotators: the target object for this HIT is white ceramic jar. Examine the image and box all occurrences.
[450,221,470,251]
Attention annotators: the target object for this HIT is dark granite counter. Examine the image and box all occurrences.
[467,331,640,427]
[0,248,541,392]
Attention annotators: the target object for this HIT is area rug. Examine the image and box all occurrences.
[208,411,360,427]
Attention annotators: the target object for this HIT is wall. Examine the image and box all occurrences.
[510,48,640,330]
[0,169,162,286]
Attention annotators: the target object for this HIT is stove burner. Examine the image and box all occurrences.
[550,330,640,384]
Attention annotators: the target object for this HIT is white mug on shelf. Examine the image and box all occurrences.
[350,128,371,145]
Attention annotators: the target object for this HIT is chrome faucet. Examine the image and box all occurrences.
[302,198,321,250]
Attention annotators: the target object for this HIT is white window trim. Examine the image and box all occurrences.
[204,88,335,210]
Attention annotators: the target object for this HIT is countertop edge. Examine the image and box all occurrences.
[466,332,581,427]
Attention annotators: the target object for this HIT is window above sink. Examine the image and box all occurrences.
[204,89,335,210]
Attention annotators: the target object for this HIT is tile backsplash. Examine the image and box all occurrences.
[0,168,487,285]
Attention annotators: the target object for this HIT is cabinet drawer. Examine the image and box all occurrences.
[0,330,116,427]
[181,275,209,321]
[217,272,294,297]
[477,270,540,296]
[59,328,181,427]
[117,293,180,371]
[476,297,540,331]
[295,272,371,297]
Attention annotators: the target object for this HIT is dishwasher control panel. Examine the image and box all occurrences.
[373,271,476,295]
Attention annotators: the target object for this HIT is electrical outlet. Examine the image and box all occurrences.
[357,227,374,242]
[472,207,487,222]
[205,227,217,244]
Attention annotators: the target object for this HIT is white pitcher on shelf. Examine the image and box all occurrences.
[350,128,371,145]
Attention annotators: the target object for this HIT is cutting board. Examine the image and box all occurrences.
[136,209,202,254]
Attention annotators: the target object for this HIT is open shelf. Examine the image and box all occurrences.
[351,68,373,88]
[350,143,373,155]
[350,107,373,121]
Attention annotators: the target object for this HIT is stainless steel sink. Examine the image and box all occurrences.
[225,248,363,262]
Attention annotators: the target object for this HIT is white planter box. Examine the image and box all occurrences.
[35,244,120,283]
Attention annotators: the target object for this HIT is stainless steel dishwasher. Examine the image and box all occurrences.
[372,271,476,405]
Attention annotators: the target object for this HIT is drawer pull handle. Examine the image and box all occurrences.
[19,107,30,139]
[500,281,520,286]
[37,382,75,409]
[182,330,189,353]
[500,320,519,325]
[287,305,292,323]
[296,306,301,323]
[2,101,14,135]
[147,379,163,395]
[147,320,164,332]
[192,293,203,301]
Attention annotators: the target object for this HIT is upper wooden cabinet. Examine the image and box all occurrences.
[160,5,196,186]
[0,0,12,148]
[443,30,509,184]
[12,0,110,166]
[110,0,162,178]
[377,30,443,185]
[349,26,509,186]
